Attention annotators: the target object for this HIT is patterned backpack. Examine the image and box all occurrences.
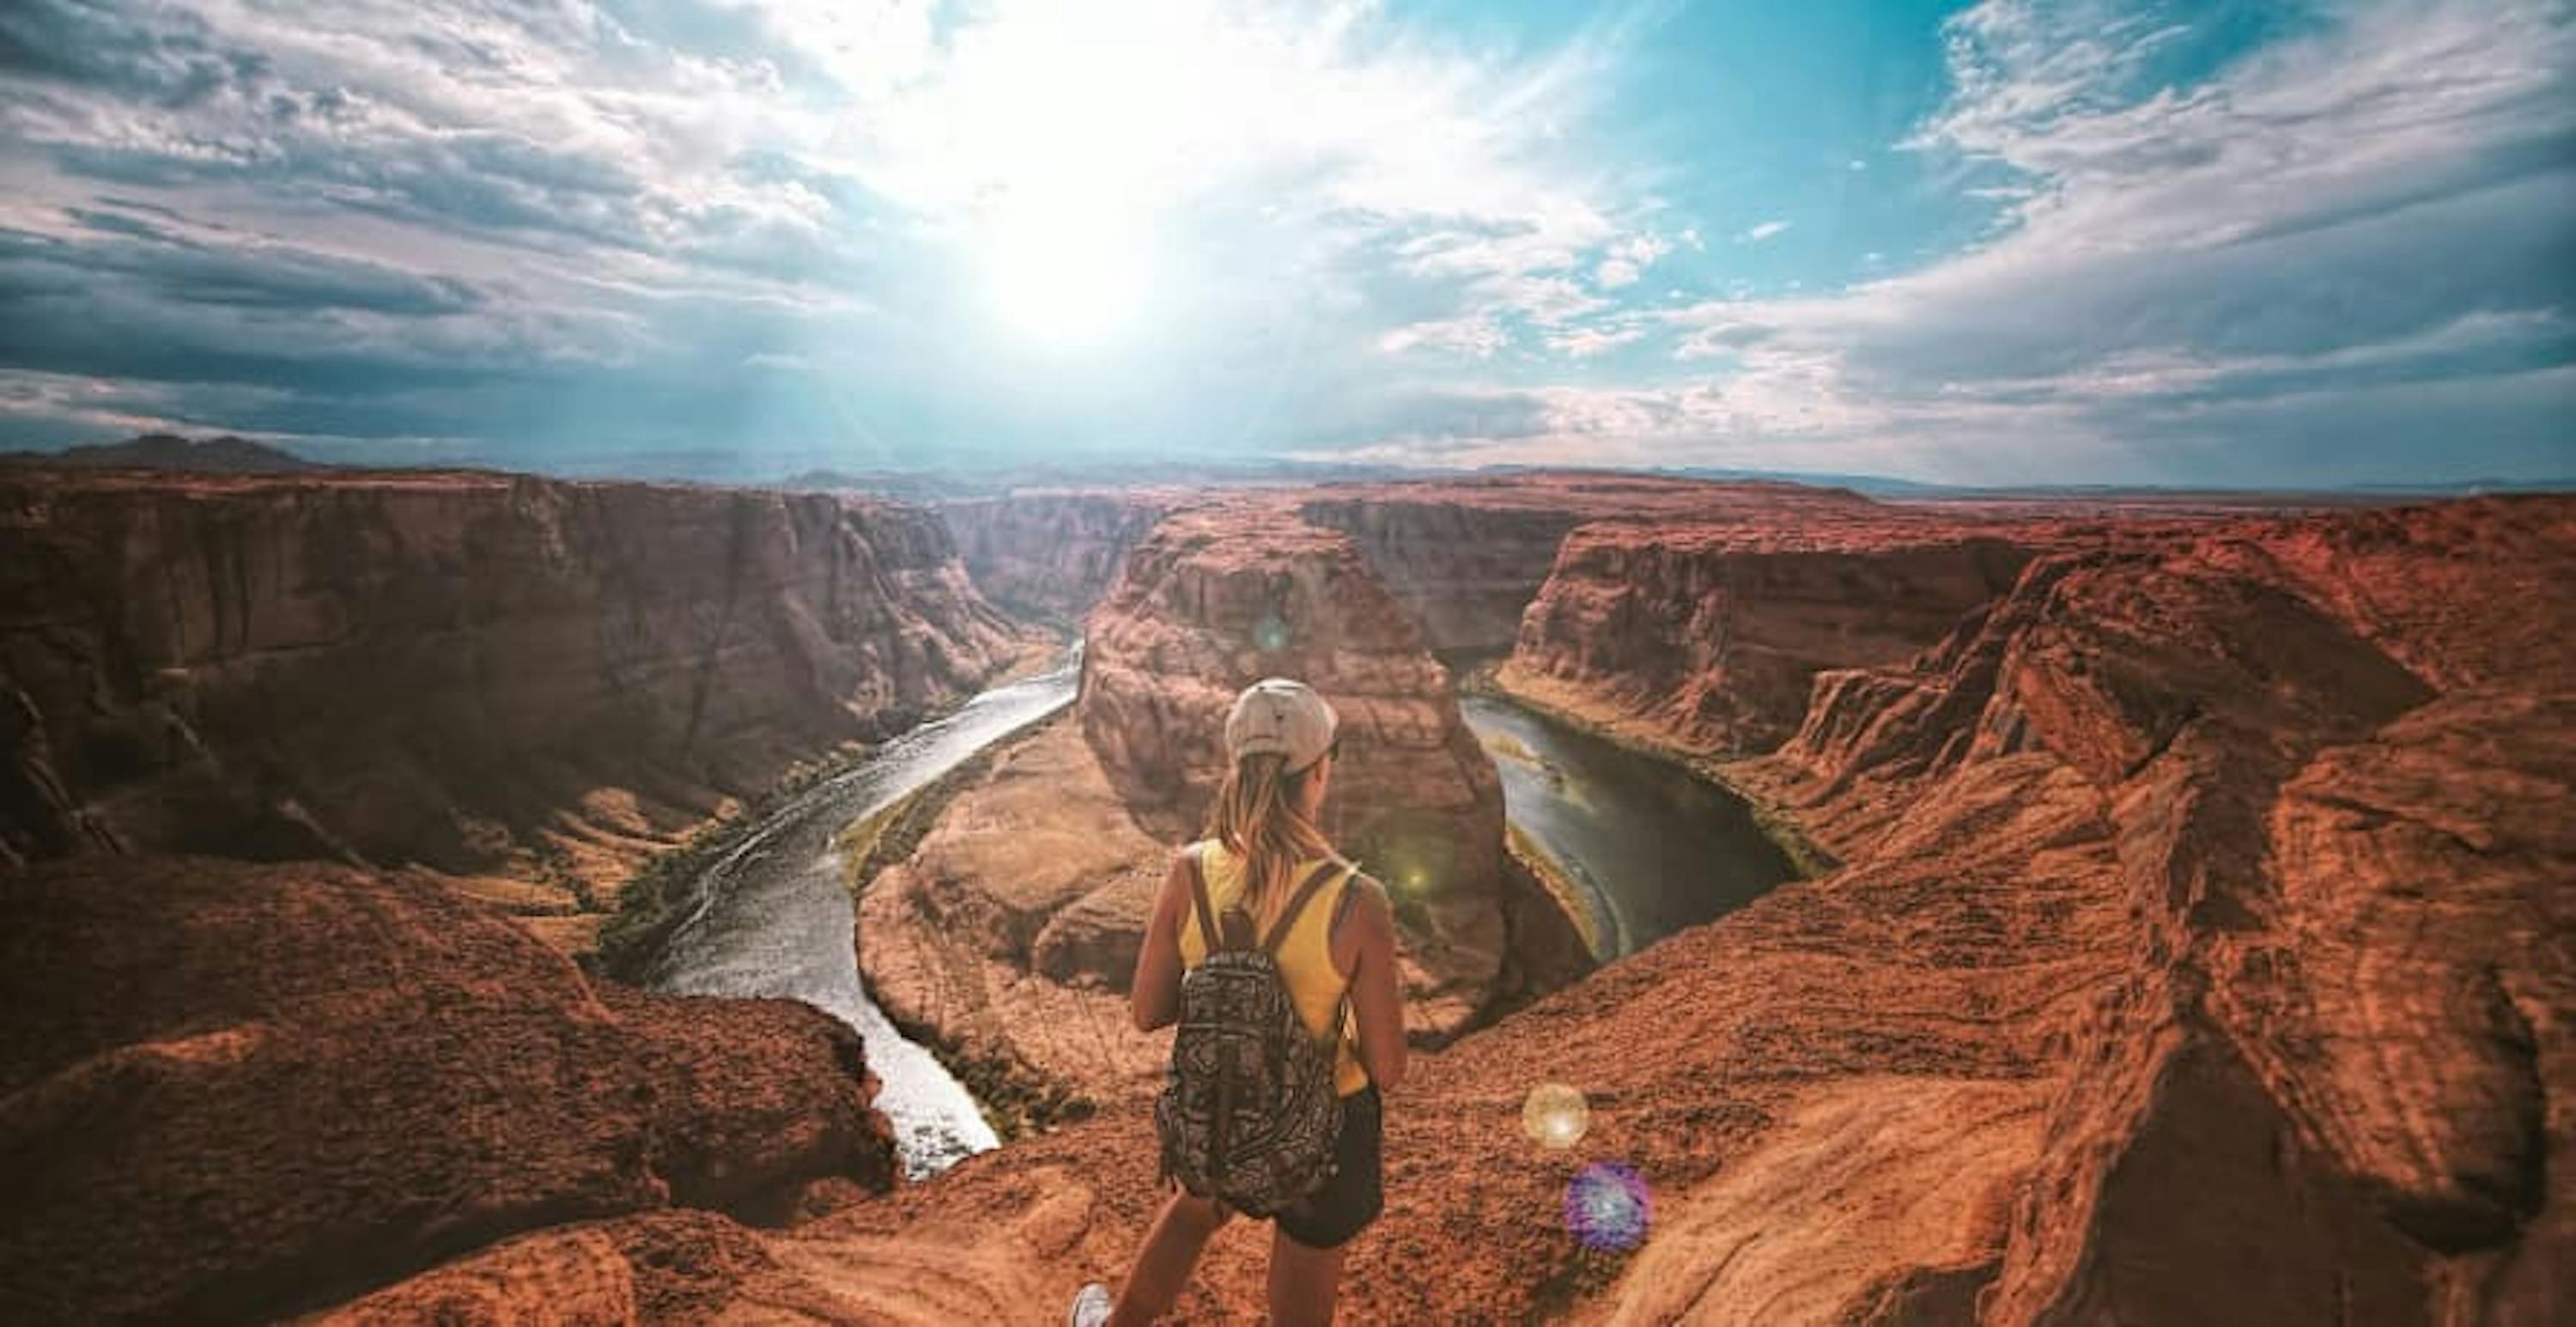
[1153,846,1349,1217]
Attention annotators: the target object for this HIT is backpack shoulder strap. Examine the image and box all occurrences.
[1185,843,1222,954]
[1259,859,1348,955]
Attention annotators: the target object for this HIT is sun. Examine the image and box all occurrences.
[982,200,1153,349]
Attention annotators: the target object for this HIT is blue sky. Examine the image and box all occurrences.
[0,0,2568,484]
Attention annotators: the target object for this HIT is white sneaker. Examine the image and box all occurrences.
[1068,1282,1113,1327]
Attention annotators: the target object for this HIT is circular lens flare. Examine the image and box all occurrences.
[1522,1083,1589,1149]
[1564,1161,1651,1251]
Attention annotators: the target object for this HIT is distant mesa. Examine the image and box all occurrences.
[1,432,328,474]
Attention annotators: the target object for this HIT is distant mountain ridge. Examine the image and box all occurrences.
[2,433,326,473]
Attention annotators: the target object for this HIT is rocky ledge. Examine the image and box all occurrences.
[0,855,898,1324]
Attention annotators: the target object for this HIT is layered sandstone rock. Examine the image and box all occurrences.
[772,495,2567,1325]
[0,470,1024,923]
[1503,520,2051,758]
[859,718,1173,1111]
[314,1211,781,1325]
[935,490,1170,622]
[1076,500,1577,1039]
[1299,475,1886,656]
[1722,496,2576,1324]
[0,855,898,1324]
[1296,493,1597,654]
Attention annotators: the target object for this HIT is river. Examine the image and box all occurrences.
[645,652,1792,1178]
[644,648,1083,1178]
[1459,693,1796,959]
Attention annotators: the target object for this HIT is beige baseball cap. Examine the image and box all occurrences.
[1224,678,1340,773]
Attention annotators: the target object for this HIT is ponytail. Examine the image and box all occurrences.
[1205,752,1336,924]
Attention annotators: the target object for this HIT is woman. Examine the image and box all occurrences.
[1071,678,1408,1327]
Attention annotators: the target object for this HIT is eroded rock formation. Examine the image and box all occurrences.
[1299,475,1886,656]
[935,490,1170,622]
[1503,518,2057,758]
[859,717,1173,1111]
[1714,495,2576,1324]
[1076,499,1581,1039]
[0,470,1025,932]
[796,494,2569,1324]
[0,855,897,1324]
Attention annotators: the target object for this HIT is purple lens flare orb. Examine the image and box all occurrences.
[1564,1160,1651,1251]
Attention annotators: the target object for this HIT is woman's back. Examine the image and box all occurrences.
[1179,839,1370,1099]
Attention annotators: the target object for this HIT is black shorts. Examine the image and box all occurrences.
[1275,1087,1384,1250]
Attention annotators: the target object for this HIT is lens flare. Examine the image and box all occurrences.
[1522,1082,1589,1149]
[1564,1161,1651,1251]
[1252,614,1289,652]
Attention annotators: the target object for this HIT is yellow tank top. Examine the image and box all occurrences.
[1176,839,1371,1098]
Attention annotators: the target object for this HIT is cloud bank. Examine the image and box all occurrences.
[0,0,2567,484]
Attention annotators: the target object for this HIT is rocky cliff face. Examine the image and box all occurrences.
[1298,476,1889,657]
[859,717,1175,1115]
[1708,495,2576,1324]
[1295,495,1594,654]
[1077,499,1582,1039]
[0,470,1024,921]
[935,491,1170,623]
[0,855,898,1324]
[1503,519,2055,758]
[756,494,2569,1325]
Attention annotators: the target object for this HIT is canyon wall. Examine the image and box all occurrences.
[935,491,1170,623]
[1295,494,1594,654]
[1076,499,1583,1038]
[0,470,1024,922]
[1696,495,2576,1324]
[1299,476,1890,657]
[793,493,2569,1325]
[1502,519,2056,758]
[0,855,898,1324]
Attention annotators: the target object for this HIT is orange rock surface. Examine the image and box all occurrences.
[0,469,1026,925]
[1077,497,1591,1040]
[0,855,897,1323]
[10,476,2566,1324]
[798,491,2573,1324]
[859,717,1174,1110]
[936,490,1173,623]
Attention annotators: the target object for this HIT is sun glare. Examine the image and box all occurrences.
[983,201,1154,348]
[933,2,1247,350]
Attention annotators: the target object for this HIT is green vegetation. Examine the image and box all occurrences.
[831,716,1102,1141]
[589,742,869,982]
[832,737,1006,899]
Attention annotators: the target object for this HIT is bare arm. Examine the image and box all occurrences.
[1129,850,1192,1033]
[1342,875,1408,1092]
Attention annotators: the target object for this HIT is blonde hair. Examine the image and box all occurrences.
[1205,751,1336,925]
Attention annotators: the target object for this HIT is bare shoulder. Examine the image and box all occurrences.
[1156,843,1200,910]
[1332,866,1396,935]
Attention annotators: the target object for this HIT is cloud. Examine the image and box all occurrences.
[0,0,2566,485]
[1594,233,1669,289]
[1641,0,2576,481]
[1547,326,1645,357]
